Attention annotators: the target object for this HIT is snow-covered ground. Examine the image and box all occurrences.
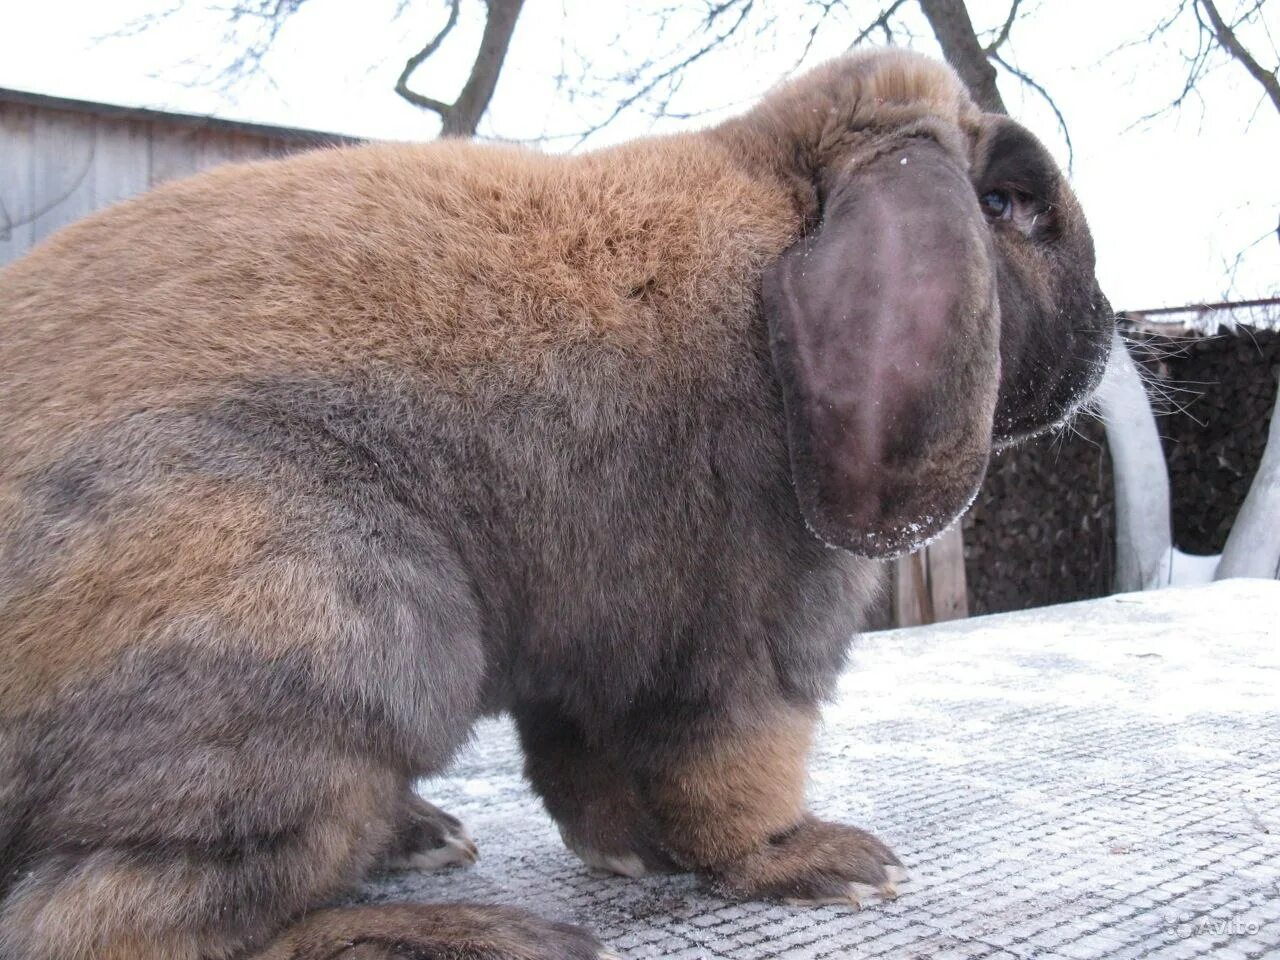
[358,580,1280,959]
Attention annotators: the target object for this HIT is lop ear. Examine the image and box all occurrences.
[763,138,1001,559]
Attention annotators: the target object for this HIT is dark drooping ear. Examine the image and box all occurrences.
[763,138,1001,559]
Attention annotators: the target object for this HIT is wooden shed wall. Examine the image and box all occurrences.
[0,97,343,267]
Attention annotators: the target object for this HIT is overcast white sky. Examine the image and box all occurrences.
[1,0,1276,311]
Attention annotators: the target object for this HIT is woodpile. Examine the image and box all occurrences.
[962,326,1278,615]
[962,418,1115,615]
[1140,330,1280,554]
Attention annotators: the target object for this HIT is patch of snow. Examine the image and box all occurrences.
[461,779,499,798]
[1162,547,1220,586]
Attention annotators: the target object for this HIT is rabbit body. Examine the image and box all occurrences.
[0,131,875,960]
[0,49,1110,959]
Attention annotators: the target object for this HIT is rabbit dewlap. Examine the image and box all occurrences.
[0,49,1112,960]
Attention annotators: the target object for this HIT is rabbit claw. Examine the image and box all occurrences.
[379,795,479,873]
[716,816,907,907]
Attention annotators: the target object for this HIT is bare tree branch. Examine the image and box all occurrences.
[112,0,525,139]
[564,0,756,147]
[1221,224,1280,297]
[109,0,1081,159]
[1114,0,1278,125]
[0,144,95,241]
[214,0,310,87]
[103,2,187,39]
[989,49,1075,169]
[105,0,312,90]
[1198,0,1280,115]
[848,0,911,50]
[916,0,1074,167]
[792,1,911,73]
[113,0,1050,151]
[394,0,463,117]
[918,0,1006,111]
[539,1,917,148]
[445,0,526,136]
[396,0,526,137]
[794,0,844,69]
[985,0,1023,53]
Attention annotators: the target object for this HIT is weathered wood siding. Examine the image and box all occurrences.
[1,92,351,267]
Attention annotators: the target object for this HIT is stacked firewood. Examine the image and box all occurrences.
[1144,331,1280,554]
[962,327,1278,616]
[962,419,1115,616]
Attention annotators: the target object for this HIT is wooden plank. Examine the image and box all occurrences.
[262,134,339,165]
[148,122,203,186]
[29,108,97,246]
[893,552,930,628]
[0,86,356,147]
[4,106,338,266]
[223,133,260,164]
[150,127,292,188]
[92,115,151,211]
[218,134,288,175]
[0,102,37,266]
[892,528,968,628]
[257,134,310,161]
[193,128,239,171]
[926,526,969,622]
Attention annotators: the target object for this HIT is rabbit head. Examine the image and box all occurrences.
[752,51,1113,558]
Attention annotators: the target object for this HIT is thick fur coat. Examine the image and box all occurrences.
[0,50,1111,959]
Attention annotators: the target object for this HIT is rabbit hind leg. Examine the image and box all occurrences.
[0,788,605,960]
[252,904,607,960]
[0,509,491,957]
[0,752,403,960]
[515,702,676,879]
[374,791,479,873]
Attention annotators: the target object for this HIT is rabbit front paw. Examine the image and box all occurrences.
[712,815,907,907]
[558,822,677,879]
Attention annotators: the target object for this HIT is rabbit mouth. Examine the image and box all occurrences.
[991,320,1113,449]
[991,381,1099,451]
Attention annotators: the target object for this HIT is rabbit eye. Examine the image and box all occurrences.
[979,187,1053,238]
[980,190,1013,220]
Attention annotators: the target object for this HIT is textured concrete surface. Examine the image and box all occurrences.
[357,580,1280,959]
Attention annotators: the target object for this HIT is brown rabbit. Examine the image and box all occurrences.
[0,49,1111,959]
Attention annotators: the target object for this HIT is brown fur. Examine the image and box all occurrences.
[0,135,795,469]
[645,707,816,868]
[253,904,604,960]
[714,816,903,903]
[0,48,1111,958]
[0,478,278,707]
[1,760,400,960]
